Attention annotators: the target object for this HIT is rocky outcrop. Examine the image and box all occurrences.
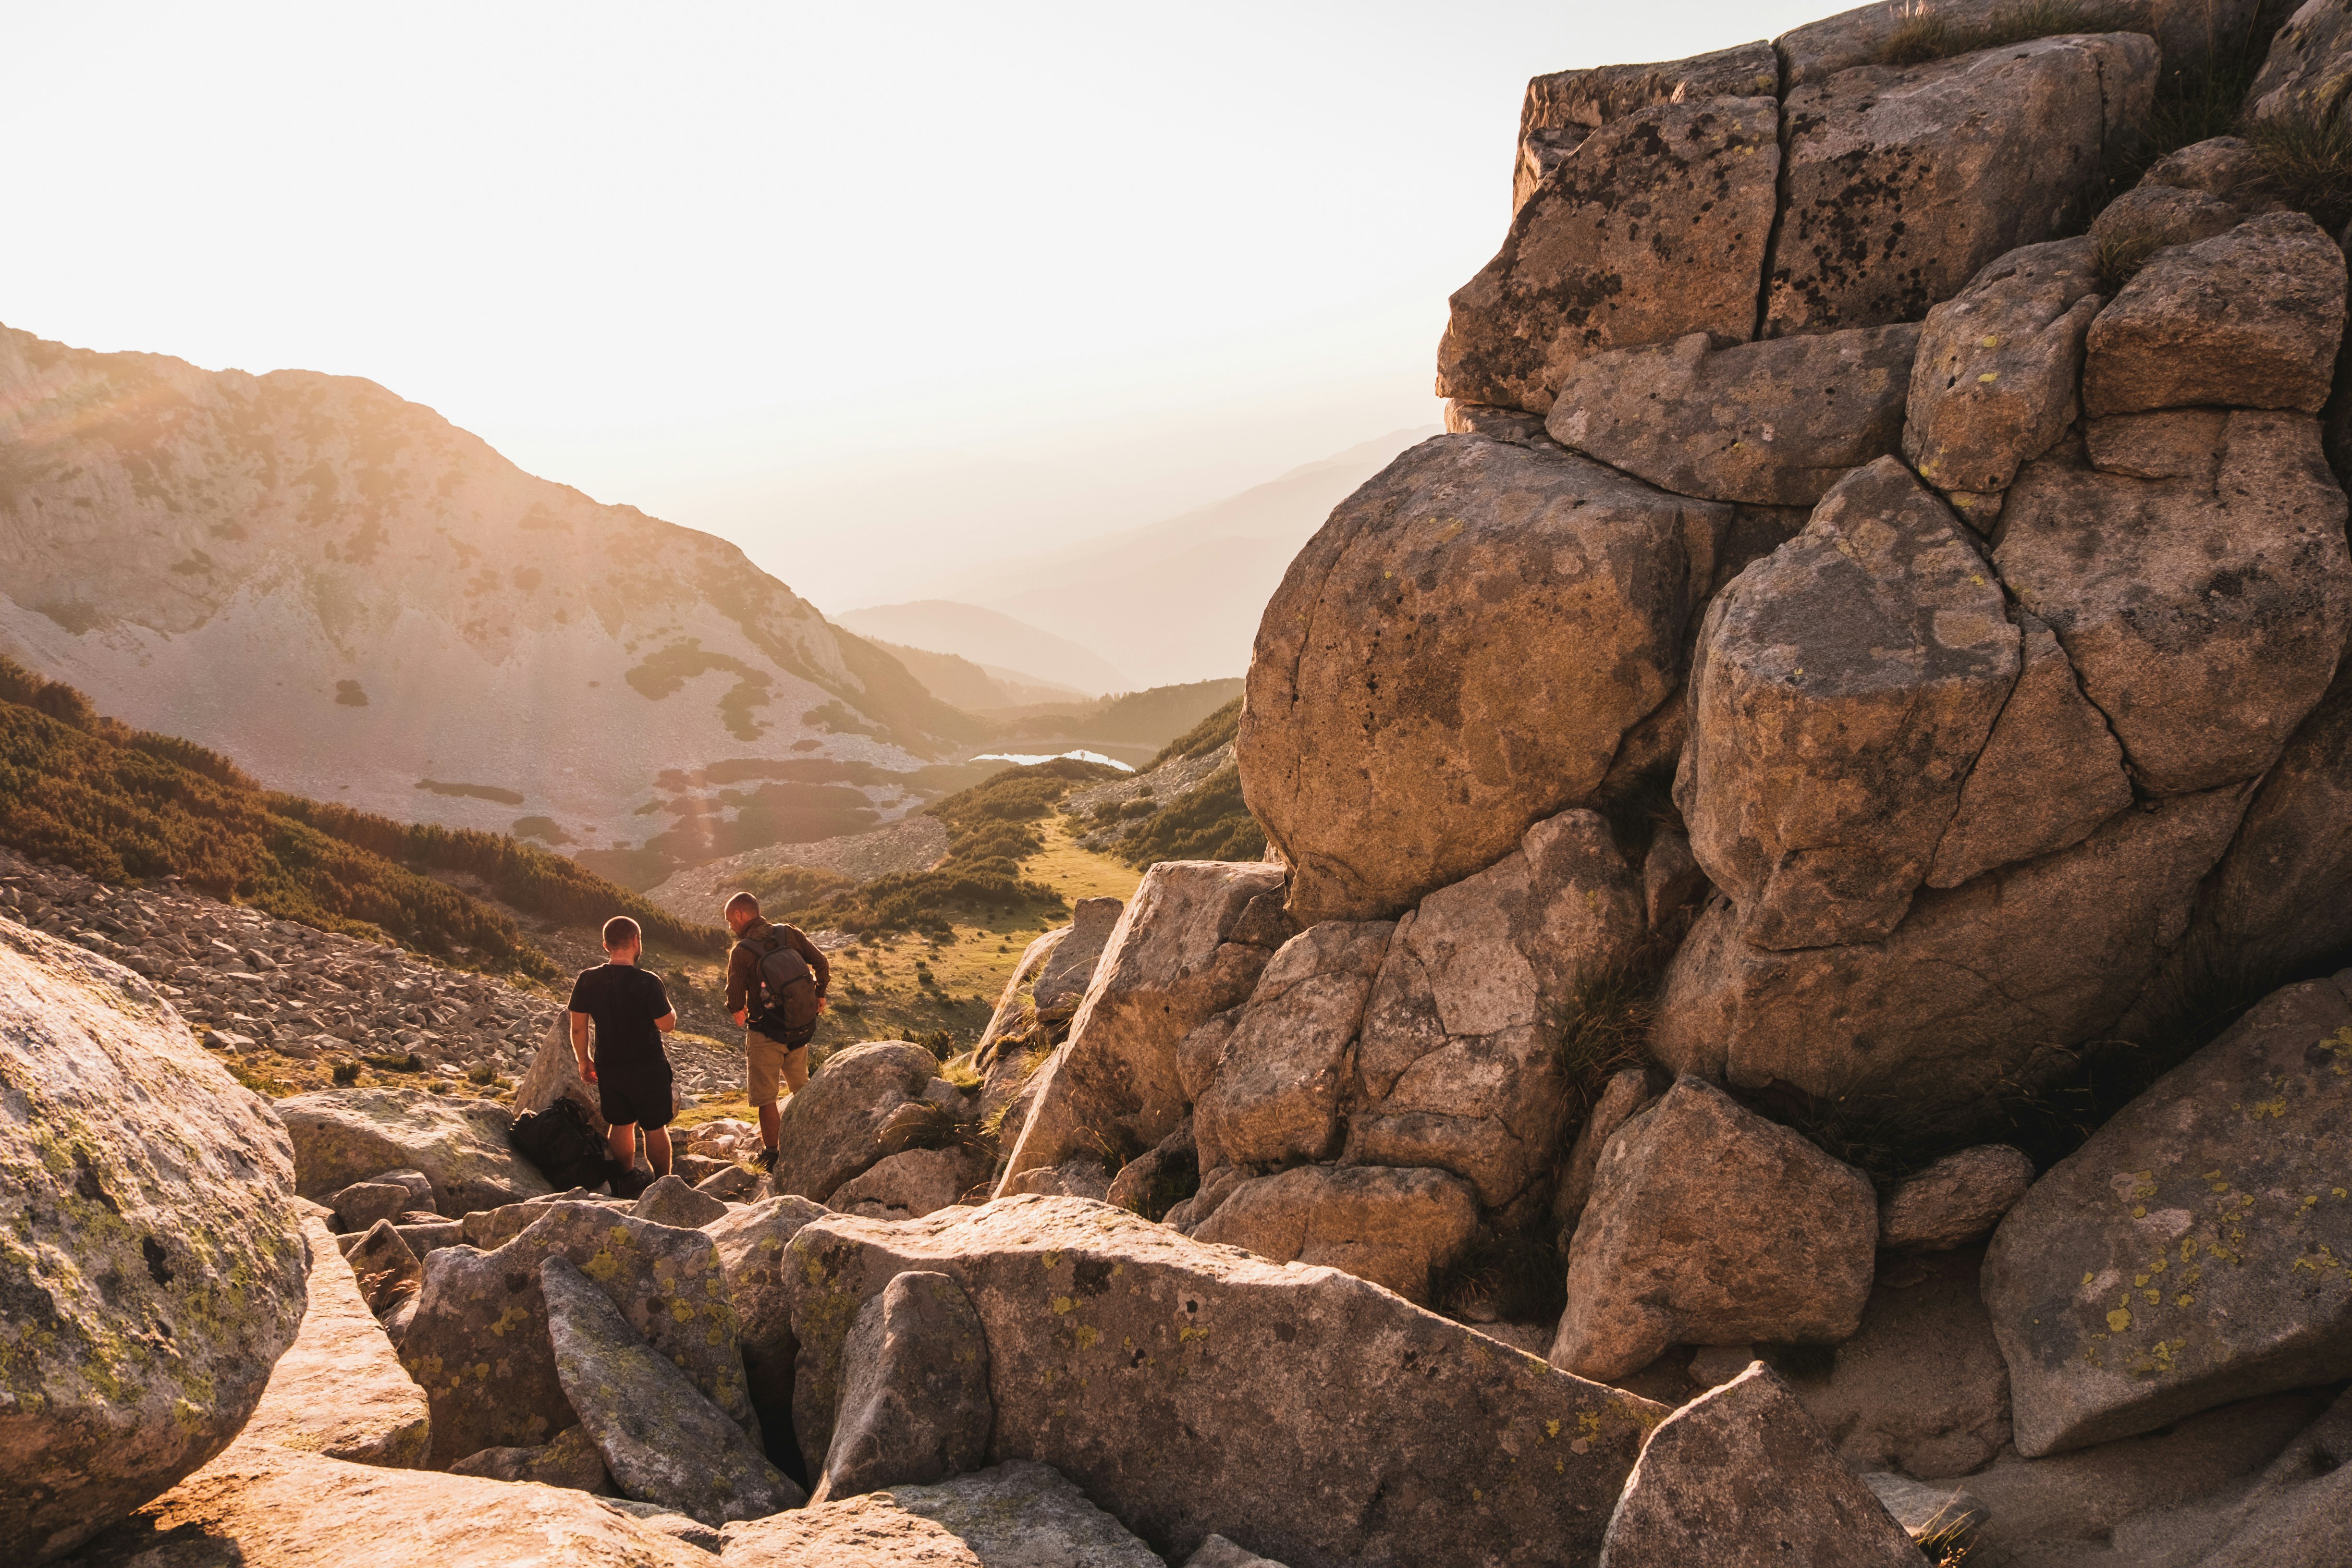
[229,1217,431,1468]
[1996,412,2352,796]
[1552,1079,1876,1381]
[278,1087,552,1213]
[809,1270,992,1505]
[1188,1164,1478,1304]
[1193,920,1393,1171]
[1343,809,1646,1210]
[1877,1146,2034,1253]
[1238,436,1725,922]
[783,1196,1666,1568]
[398,1202,754,1468]
[999,860,1288,1189]
[0,918,307,1565]
[1600,1363,1924,1568]
[1678,458,2020,950]
[2085,211,2347,416]
[767,1041,943,1203]
[543,1255,802,1525]
[1439,97,1780,412]
[1982,970,2352,1456]
[1764,35,2155,335]
[720,1461,1164,1568]
[1545,325,1919,505]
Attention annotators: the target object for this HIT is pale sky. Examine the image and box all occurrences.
[8,1,1830,612]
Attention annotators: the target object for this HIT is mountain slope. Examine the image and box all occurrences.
[833,600,1131,696]
[0,324,978,867]
[934,429,1440,687]
[0,655,719,978]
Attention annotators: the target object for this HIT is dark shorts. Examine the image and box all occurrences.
[598,1062,675,1131]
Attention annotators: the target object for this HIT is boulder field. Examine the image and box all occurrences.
[12,2,2352,1564]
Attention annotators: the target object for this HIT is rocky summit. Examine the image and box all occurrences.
[12,3,2352,1566]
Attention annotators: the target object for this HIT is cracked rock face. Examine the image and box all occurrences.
[1341,809,1646,1210]
[1678,458,2019,951]
[1656,784,2253,1128]
[0,917,307,1565]
[1764,34,2155,338]
[1995,412,2352,797]
[1982,971,2352,1457]
[1439,96,1780,414]
[1546,324,1920,506]
[1238,435,1725,924]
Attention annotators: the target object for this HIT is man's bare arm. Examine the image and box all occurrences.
[569,1011,597,1080]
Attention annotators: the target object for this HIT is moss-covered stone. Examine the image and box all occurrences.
[0,916,306,1562]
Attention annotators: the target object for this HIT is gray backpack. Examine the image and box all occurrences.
[750,931,821,1033]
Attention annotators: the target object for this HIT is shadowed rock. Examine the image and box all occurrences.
[398,1202,754,1468]
[1655,784,2252,1127]
[764,1041,941,1203]
[704,1193,834,1434]
[1241,435,1725,925]
[543,1255,802,1525]
[1878,1146,2034,1252]
[1982,970,2352,1456]
[809,1270,991,1505]
[1924,614,2133,889]
[446,1422,610,1491]
[1552,1079,1876,1382]
[1189,1164,1478,1303]
[634,1172,729,1229]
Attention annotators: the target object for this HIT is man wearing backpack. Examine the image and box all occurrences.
[723,891,831,1172]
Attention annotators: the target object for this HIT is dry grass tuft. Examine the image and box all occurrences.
[2246,105,2352,231]
[1878,0,2141,68]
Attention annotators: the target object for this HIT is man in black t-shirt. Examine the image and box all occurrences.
[567,915,678,1188]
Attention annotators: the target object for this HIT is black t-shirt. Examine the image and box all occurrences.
[566,963,674,1079]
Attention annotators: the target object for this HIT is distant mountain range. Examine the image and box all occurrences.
[0,323,977,883]
[844,429,1438,691]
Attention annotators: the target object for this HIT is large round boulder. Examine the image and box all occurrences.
[0,918,307,1563]
[1238,434,1726,923]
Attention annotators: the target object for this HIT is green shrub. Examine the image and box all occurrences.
[1114,765,1266,867]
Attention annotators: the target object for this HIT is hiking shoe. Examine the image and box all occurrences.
[757,1147,779,1173]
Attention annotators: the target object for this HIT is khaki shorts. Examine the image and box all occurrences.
[747,1029,809,1107]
